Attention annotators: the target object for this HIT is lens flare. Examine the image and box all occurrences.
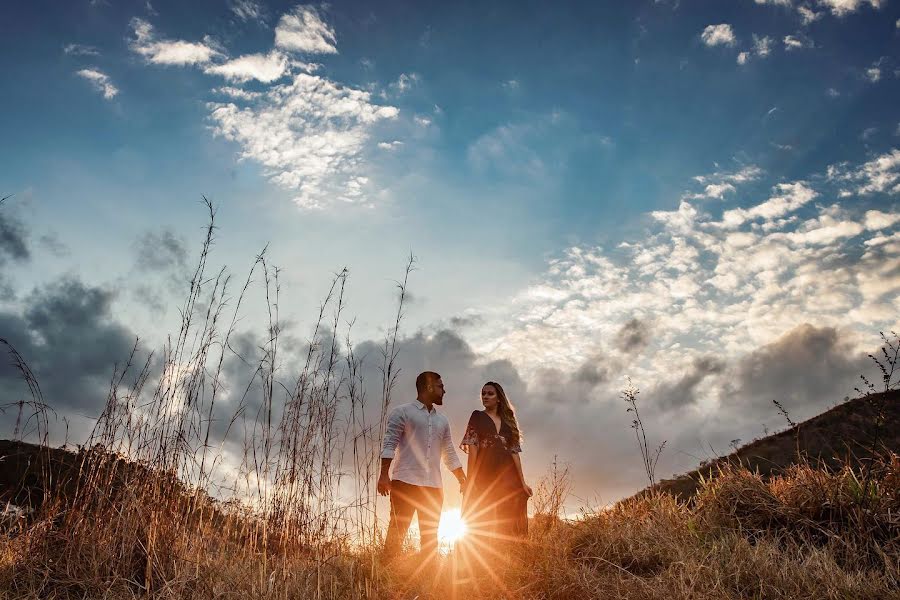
[438,508,467,552]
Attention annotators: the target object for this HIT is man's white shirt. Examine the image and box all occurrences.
[380,400,463,488]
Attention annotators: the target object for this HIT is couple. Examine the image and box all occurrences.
[378,371,531,557]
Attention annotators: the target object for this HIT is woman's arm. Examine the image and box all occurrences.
[465,446,478,495]
[510,453,532,497]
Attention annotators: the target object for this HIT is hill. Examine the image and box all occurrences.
[642,389,900,501]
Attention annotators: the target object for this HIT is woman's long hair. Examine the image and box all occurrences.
[485,381,522,447]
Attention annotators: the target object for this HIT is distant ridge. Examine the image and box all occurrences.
[638,389,900,501]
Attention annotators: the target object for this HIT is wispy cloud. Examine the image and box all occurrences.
[784,33,814,50]
[63,43,100,56]
[204,51,290,83]
[207,73,398,209]
[387,72,420,95]
[701,24,736,47]
[274,5,337,54]
[130,18,222,65]
[817,0,883,17]
[229,0,265,23]
[828,148,900,195]
[76,68,119,99]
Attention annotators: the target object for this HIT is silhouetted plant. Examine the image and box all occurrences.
[622,378,666,487]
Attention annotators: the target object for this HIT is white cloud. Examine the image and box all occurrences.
[784,33,813,50]
[130,18,222,65]
[229,0,265,23]
[377,140,403,150]
[388,72,420,95]
[64,43,99,56]
[798,6,822,23]
[213,86,263,101]
[274,5,337,54]
[817,0,883,17]
[718,182,817,229]
[753,35,773,57]
[76,68,119,99]
[691,165,763,195]
[755,0,793,5]
[829,149,900,195]
[865,210,900,230]
[502,79,520,90]
[414,115,432,127]
[204,51,288,83]
[207,73,398,209]
[701,24,736,47]
[737,51,750,65]
[482,164,899,380]
[866,66,881,83]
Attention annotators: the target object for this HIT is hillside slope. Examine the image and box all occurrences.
[643,389,900,500]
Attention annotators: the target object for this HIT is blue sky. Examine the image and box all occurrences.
[1,0,899,505]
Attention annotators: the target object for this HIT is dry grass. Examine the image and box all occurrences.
[1,451,897,599]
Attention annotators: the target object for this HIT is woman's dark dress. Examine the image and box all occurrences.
[461,410,528,540]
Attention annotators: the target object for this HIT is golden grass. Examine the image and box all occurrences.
[1,454,897,599]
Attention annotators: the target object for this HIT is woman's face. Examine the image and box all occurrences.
[481,385,499,411]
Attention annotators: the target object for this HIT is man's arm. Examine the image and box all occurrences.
[378,407,404,496]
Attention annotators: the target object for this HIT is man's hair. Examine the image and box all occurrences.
[415,371,441,393]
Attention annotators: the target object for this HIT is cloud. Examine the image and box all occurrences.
[866,66,881,83]
[377,140,403,151]
[754,0,793,5]
[784,33,813,50]
[817,0,883,17]
[718,182,817,229]
[737,52,750,65]
[214,86,263,101]
[692,165,762,187]
[204,51,289,83]
[274,5,337,54]
[63,43,99,56]
[701,24,736,47]
[753,35,773,57]
[615,318,651,353]
[229,0,265,23]
[798,6,823,23]
[387,72,420,95]
[133,229,188,272]
[726,324,869,420]
[130,18,222,65]
[483,152,899,388]
[828,149,900,195]
[0,207,30,267]
[650,356,725,412]
[0,278,137,426]
[207,73,399,209]
[76,68,119,99]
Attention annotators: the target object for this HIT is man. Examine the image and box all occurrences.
[379,371,466,557]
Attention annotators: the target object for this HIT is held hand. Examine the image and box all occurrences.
[458,476,468,495]
[523,484,533,498]
[377,473,392,496]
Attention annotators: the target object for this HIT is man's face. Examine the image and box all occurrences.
[431,377,446,405]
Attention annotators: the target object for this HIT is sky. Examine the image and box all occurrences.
[1,0,899,512]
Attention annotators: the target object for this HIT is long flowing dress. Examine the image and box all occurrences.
[460,410,528,541]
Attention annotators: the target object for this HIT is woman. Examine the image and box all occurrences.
[460,381,531,541]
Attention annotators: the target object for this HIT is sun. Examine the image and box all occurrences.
[438,508,467,552]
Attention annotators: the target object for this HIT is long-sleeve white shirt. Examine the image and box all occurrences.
[380,400,463,488]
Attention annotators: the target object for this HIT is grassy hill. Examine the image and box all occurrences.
[1,390,898,599]
[641,390,900,501]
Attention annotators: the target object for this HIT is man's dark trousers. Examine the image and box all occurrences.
[384,480,443,556]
